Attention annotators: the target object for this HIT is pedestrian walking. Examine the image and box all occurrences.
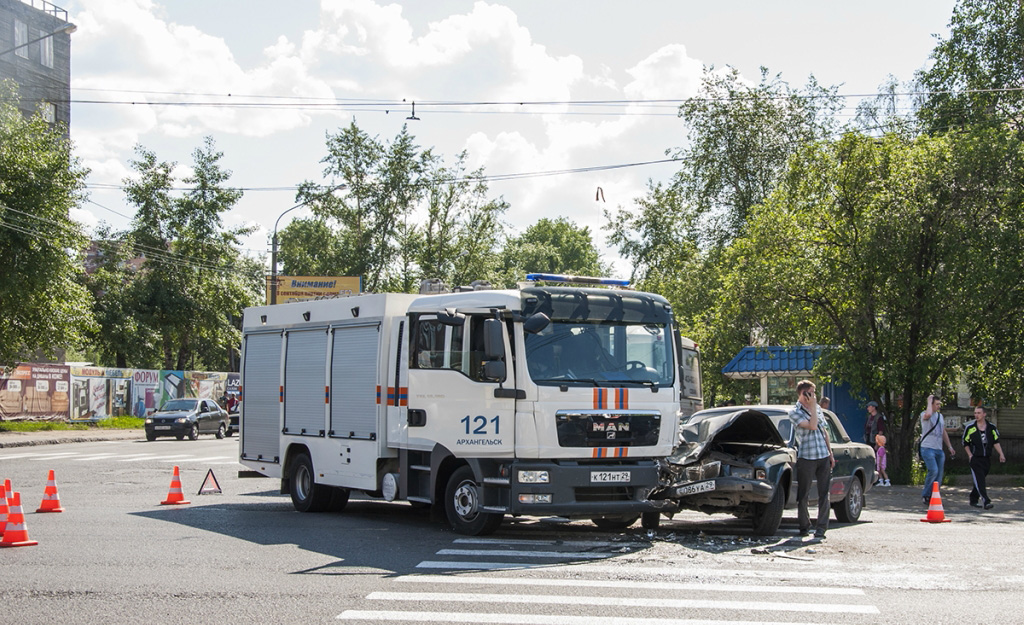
[874,433,890,486]
[864,401,886,447]
[962,406,1006,510]
[919,394,956,506]
[788,380,835,539]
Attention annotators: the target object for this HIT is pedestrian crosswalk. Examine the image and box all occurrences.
[0,449,239,465]
[337,536,881,624]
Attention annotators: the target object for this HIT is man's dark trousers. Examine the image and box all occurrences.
[796,456,832,534]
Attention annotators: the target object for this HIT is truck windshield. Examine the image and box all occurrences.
[521,288,675,387]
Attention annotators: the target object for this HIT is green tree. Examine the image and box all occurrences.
[671,67,842,244]
[501,217,606,284]
[277,217,346,276]
[0,80,94,366]
[117,138,260,371]
[731,129,1024,477]
[916,0,1024,133]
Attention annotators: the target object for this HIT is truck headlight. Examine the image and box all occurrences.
[518,470,549,484]
[755,468,767,480]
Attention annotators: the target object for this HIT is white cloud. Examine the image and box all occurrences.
[624,44,705,101]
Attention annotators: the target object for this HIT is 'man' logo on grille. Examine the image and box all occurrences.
[592,422,630,432]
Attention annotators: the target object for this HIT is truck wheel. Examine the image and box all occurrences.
[640,511,661,530]
[329,487,350,512]
[216,423,226,439]
[751,484,785,536]
[833,476,863,523]
[187,423,199,441]
[290,453,332,513]
[444,466,502,536]
[591,515,639,530]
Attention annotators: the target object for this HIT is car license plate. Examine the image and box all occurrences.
[590,471,630,483]
[155,425,171,430]
[676,480,716,496]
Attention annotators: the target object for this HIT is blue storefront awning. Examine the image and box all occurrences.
[721,346,824,380]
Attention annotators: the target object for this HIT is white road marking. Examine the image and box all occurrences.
[23,452,80,459]
[435,549,613,559]
[120,455,193,462]
[74,454,121,461]
[364,591,878,614]
[337,610,831,625]
[190,456,233,462]
[418,561,565,571]
[393,574,864,596]
[0,453,41,460]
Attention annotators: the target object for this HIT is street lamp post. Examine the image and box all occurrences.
[269,185,346,305]
[0,23,77,58]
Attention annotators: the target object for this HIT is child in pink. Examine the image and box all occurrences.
[875,433,890,486]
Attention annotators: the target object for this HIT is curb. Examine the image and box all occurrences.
[0,429,143,448]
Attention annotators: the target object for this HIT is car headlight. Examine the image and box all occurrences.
[518,470,549,484]
[144,418,153,424]
[685,460,720,482]
[729,466,754,480]
[175,417,187,423]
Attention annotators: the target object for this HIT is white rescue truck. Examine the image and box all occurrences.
[238,274,692,535]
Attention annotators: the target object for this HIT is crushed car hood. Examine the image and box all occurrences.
[668,409,787,465]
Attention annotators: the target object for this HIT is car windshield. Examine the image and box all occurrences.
[159,399,197,412]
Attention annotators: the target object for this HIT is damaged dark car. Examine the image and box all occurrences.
[645,408,795,536]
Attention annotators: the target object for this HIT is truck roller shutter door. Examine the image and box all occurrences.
[284,329,329,436]
[241,332,282,462]
[330,324,379,439]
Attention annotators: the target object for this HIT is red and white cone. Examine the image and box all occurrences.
[160,466,190,505]
[0,481,9,534]
[921,481,951,523]
[36,469,65,513]
[0,492,39,547]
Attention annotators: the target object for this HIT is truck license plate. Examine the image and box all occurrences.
[676,480,715,496]
[155,425,171,430]
[590,471,630,483]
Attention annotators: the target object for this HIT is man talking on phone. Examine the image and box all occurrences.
[788,380,835,539]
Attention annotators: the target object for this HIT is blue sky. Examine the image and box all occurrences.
[60,0,957,273]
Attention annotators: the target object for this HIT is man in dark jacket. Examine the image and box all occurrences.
[864,401,886,447]
[962,406,1006,510]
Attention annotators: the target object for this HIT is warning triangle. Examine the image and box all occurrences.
[197,469,222,495]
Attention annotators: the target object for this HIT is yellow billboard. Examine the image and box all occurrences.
[265,276,362,304]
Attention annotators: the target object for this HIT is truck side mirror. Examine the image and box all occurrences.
[483,361,506,381]
[523,312,550,334]
[483,319,505,360]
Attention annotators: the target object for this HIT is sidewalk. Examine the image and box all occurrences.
[0,428,143,448]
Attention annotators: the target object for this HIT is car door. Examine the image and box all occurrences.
[822,411,855,503]
[199,399,216,433]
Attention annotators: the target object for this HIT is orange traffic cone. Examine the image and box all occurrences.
[0,481,8,533]
[0,492,39,547]
[36,469,65,513]
[920,481,951,523]
[160,466,191,505]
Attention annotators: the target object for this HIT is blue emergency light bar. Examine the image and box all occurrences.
[524,273,631,287]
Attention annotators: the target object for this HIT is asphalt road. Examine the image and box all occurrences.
[1,435,1021,624]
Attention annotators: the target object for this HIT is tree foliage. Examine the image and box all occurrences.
[916,0,1024,133]
[293,121,507,292]
[500,217,606,286]
[94,138,262,371]
[730,129,1024,475]
[0,80,94,366]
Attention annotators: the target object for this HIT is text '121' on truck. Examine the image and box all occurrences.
[238,274,702,535]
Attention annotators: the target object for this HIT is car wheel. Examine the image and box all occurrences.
[591,515,640,530]
[444,466,503,536]
[146,432,157,442]
[751,483,785,536]
[289,453,332,513]
[833,475,864,523]
[215,423,226,439]
[187,423,199,441]
[640,511,661,530]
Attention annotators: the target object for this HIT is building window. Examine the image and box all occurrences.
[40,34,53,68]
[42,103,56,123]
[14,20,29,59]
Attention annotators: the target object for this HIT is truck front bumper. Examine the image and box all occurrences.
[506,460,661,517]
